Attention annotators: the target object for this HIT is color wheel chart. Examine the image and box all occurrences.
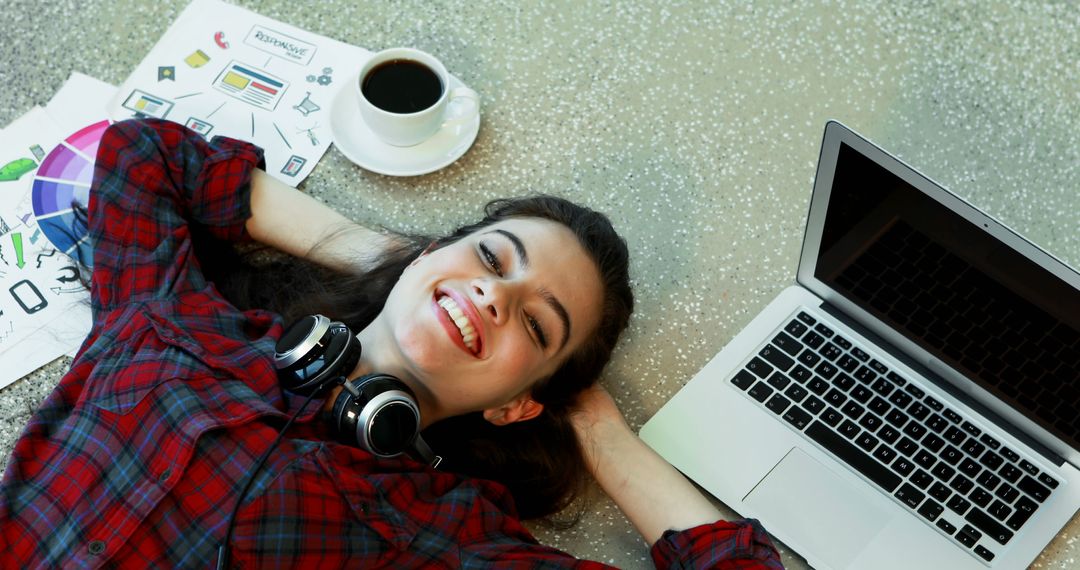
[31,120,111,268]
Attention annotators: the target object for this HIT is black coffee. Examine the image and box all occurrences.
[361,59,443,114]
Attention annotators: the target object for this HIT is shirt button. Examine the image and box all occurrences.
[88,540,106,555]
[160,468,172,482]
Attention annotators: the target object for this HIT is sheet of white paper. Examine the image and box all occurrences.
[0,108,91,367]
[46,72,119,131]
[106,0,369,186]
[0,71,121,389]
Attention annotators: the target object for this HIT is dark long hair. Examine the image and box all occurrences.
[197,195,634,523]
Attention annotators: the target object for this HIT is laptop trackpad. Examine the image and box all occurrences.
[744,447,892,570]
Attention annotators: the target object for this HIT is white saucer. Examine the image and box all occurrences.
[330,74,481,176]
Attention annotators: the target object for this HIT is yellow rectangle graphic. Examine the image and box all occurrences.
[222,71,250,89]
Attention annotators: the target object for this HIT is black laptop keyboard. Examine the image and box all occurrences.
[731,310,1060,564]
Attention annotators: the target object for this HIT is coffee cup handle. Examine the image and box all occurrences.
[442,87,480,128]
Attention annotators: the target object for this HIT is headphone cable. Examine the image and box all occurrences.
[216,386,321,570]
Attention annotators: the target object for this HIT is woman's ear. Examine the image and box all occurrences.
[482,395,544,426]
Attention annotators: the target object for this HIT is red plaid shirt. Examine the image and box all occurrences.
[0,119,782,569]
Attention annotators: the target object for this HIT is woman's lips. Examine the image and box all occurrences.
[432,289,483,357]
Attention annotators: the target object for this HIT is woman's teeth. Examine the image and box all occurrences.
[437,296,478,352]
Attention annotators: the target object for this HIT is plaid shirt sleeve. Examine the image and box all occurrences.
[651,519,784,569]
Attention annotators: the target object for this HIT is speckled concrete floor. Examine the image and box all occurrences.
[1,1,1078,568]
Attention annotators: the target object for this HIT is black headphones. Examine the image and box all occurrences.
[274,314,437,463]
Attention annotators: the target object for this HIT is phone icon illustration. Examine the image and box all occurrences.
[10,280,48,314]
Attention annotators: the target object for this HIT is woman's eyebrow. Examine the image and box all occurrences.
[486,228,571,350]
[490,229,528,269]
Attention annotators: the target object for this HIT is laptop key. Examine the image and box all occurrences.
[820,343,843,362]
[987,499,1012,521]
[850,347,870,362]
[940,446,963,466]
[841,401,864,420]
[1017,475,1051,502]
[858,413,883,432]
[923,434,946,453]
[961,440,986,459]
[796,312,816,325]
[924,396,944,411]
[958,458,981,478]
[966,508,1014,545]
[896,437,919,457]
[958,524,982,545]
[888,390,913,409]
[1006,496,1038,531]
[790,365,814,383]
[873,445,897,465]
[943,426,967,446]
[747,382,773,403]
[824,388,847,408]
[999,447,1020,463]
[814,322,834,338]
[870,377,894,397]
[855,432,879,453]
[868,396,890,416]
[878,425,901,444]
[999,464,1022,483]
[803,332,825,350]
[784,384,809,404]
[837,355,860,373]
[785,319,809,337]
[746,357,774,378]
[942,408,963,424]
[821,408,843,427]
[976,471,1001,493]
[850,385,873,404]
[904,384,925,399]
[732,371,756,390]
[855,366,878,384]
[805,421,901,492]
[910,469,932,488]
[973,545,995,562]
[913,449,936,469]
[767,372,790,391]
[947,495,971,516]
[807,376,829,395]
[936,518,957,535]
[765,394,791,415]
[908,402,930,421]
[833,335,852,350]
[869,359,889,375]
[771,332,803,356]
[803,395,826,415]
[759,345,795,371]
[926,414,949,433]
[994,484,1019,503]
[970,488,993,508]
[886,371,907,387]
[834,373,856,392]
[979,433,1001,450]
[932,463,956,482]
[895,483,925,509]
[961,421,982,437]
[798,350,822,367]
[950,474,975,495]
[1018,459,1039,476]
[917,499,944,522]
[902,422,927,440]
[782,406,813,430]
[839,419,861,440]
[929,482,951,502]
[1038,473,1059,489]
[815,362,839,380]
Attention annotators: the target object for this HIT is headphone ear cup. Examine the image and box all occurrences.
[276,317,362,395]
[332,375,420,457]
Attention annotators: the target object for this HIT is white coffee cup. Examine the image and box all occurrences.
[356,48,480,147]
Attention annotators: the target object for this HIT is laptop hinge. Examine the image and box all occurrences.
[819,301,1066,467]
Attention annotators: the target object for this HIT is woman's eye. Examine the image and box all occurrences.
[479,242,503,276]
[527,314,548,348]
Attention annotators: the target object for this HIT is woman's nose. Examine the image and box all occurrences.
[470,278,510,325]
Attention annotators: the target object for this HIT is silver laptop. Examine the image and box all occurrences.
[640,121,1080,570]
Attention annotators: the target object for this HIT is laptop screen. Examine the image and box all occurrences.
[814,142,1080,450]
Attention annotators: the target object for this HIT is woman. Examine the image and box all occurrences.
[0,119,781,568]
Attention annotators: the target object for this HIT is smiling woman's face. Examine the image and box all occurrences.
[361,217,603,424]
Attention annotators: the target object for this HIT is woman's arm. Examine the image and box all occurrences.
[245,169,402,272]
[571,385,723,546]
